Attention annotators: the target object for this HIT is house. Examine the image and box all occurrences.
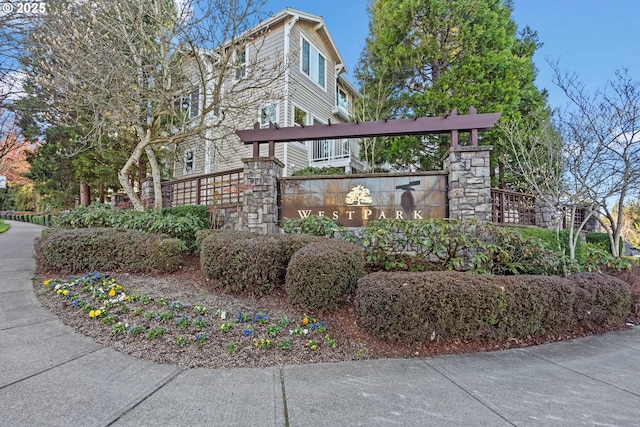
[172,8,365,180]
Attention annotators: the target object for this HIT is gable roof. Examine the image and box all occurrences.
[256,8,346,71]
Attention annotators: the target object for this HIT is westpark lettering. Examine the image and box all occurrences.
[297,209,424,221]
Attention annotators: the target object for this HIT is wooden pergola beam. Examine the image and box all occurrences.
[236,109,501,144]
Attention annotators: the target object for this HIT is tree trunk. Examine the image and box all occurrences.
[144,145,164,210]
[118,138,147,212]
[80,183,91,206]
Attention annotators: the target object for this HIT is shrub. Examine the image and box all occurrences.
[586,232,623,256]
[569,272,631,325]
[611,263,640,313]
[355,271,630,345]
[361,219,570,275]
[290,166,346,176]
[34,228,185,273]
[513,227,583,260]
[581,244,632,273]
[285,240,365,312]
[54,203,206,246]
[282,215,348,239]
[200,232,281,295]
[162,205,211,229]
[270,233,325,283]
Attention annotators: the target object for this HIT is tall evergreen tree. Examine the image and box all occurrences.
[356,0,550,181]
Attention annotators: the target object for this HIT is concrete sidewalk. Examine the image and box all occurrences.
[1,220,639,426]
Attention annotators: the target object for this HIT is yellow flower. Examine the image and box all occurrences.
[89,310,95,318]
[95,310,102,317]
[62,290,69,296]
[311,344,318,350]
[108,289,116,297]
[124,296,130,301]
[57,289,63,295]
[43,280,51,286]
[302,317,309,325]
[254,341,259,347]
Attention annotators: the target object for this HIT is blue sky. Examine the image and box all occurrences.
[264,0,640,112]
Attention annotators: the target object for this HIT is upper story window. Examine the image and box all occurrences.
[184,149,194,173]
[178,88,199,119]
[336,87,348,111]
[301,37,325,89]
[235,46,247,79]
[260,103,278,128]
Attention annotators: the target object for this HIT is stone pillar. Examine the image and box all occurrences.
[443,145,492,222]
[241,157,283,234]
[535,194,561,229]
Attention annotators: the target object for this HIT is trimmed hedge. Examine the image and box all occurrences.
[199,232,325,296]
[34,228,185,273]
[200,232,281,295]
[286,240,366,312]
[355,271,630,344]
[0,212,53,226]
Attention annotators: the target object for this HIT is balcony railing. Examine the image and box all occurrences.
[308,139,351,164]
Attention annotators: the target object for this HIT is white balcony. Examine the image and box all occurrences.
[308,139,353,169]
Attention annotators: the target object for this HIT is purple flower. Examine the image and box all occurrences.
[243,328,253,337]
[253,314,267,323]
[311,321,326,331]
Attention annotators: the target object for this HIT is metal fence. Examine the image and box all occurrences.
[491,188,536,226]
[161,168,244,208]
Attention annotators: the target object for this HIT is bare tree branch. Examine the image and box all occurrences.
[19,0,285,210]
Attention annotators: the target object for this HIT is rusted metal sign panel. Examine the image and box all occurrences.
[279,172,448,227]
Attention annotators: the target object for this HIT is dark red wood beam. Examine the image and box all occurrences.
[236,112,501,144]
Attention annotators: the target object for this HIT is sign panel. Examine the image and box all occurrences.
[0,176,6,189]
[279,172,448,227]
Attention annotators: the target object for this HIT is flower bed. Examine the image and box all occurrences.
[40,272,341,367]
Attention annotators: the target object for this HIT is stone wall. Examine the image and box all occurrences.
[443,145,493,222]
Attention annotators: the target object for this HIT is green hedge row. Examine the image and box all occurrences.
[355,271,630,344]
[0,212,54,227]
[34,228,186,273]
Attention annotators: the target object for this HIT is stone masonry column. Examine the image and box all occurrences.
[443,145,493,222]
[241,157,283,234]
[535,194,561,229]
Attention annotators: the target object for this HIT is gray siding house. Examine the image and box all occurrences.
[173,8,364,180]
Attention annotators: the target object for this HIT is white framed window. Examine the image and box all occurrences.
[235,45,247,79]
[293,105,308,126]
[177,88,199,119]
[184,149,194,173]
[301,37,326,89]
[260,103,278,128]
[336,87,348,111]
